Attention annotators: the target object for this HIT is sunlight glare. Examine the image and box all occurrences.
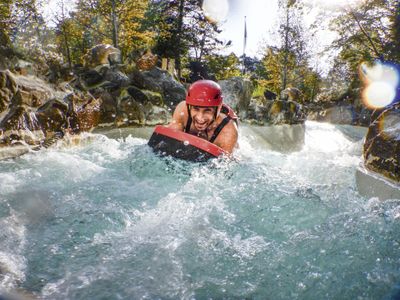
[360,62,399,108]
[202,0,229,23]
[360,62,399,87]
[363,82,396,109]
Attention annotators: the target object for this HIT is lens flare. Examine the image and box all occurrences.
[360,62,399,86]
[363,81,396,108]
[202,0,229,23]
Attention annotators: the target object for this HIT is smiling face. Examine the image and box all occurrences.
[190,106,218,131]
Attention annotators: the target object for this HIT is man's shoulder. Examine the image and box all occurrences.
[218,116,238,136]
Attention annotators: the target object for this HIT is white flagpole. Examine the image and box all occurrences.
[242,16,247,74]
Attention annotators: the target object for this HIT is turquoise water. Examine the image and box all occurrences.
[0,121,399,299]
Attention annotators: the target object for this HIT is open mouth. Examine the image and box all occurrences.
[194,121,208,131]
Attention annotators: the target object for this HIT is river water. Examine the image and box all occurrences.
[0,121,399,299]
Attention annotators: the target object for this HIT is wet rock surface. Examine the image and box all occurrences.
[219,77,254,119]
[363,103,400,183]
[130,67,186,108]
[0,44,176,156]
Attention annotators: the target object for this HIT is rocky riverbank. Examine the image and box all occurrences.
[0,44,398,189]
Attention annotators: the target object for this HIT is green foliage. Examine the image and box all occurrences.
[257,45,321,102]
[60,0,152,61]
[0,0,12,49]
[253,0,322,102]
[252,84,265,98]
[149,0,223,77]
[326,0,400,100]
[204,53,241,80]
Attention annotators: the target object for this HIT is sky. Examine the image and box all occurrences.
[204,0,280,58]
[202,0,364,73]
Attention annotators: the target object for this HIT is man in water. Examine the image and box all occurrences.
[168,80,238,154]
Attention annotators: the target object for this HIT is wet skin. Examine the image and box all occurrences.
[168,101,238,154]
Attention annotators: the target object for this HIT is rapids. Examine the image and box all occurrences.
[0,121,399,299]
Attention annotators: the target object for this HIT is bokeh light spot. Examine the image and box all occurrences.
[202,0,229,23]
[363,81,396,109]
[361,62,399,87]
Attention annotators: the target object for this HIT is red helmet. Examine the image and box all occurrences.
[186,80,223,106]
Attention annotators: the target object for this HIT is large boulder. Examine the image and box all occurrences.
[247,98,305,125]
[131,67,186,108]
[280,87,302,103]
[142,102,170,126]
[0,70,54,113]
[74,66,130,91]
[0,70,18,113]
[0,105,45,145]
[267,100,304,125]
[12,74,55,108]
[136,50,158,71]
[219,77,254,119]
[65,92,102,133]
[35,99,69,134]
[363,103,400,182]
[83,44,121,68]
[94,90,118,124]
[313,106,355,124]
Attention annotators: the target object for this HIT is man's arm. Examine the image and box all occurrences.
[167,101,187,131]
[213,121,238,154]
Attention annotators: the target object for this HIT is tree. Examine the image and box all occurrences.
[325,0,400,103]
[278,0,308,90]
[0,0,42,55]
[204,53,241,80]
[150,0,223,78]
[71,0,153,58]
[0,0,13,53]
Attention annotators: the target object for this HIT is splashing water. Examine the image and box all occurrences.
[0,122,399,299]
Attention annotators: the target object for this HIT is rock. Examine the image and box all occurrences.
[103,67,130,89]
[240,123,305,153]
[143,103,170,126]
[116,95,145,126]
[13,90,41,107]
[0,70,18,113]
[267,100,304,125]
[318,106,355,124]
[46,62,74,84]
[363,103,400,182]
[76,66,130,91]
[13,74,54,106]
[83,44,121,69]
[142,90,163,106]
[94,91,117,124]
[35,99,69,134]
[246,98,269,123]
[0,105,44,145]
[136,50,158,71]
[264,89,277,101]
[13,59,34,76]
[358,108,372,126]
[65,92,102,133]
[125,86,149,103]
[356,165,400,200]
[131,67,186,108]
[280,87,302,103]
[219,77,254,119]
